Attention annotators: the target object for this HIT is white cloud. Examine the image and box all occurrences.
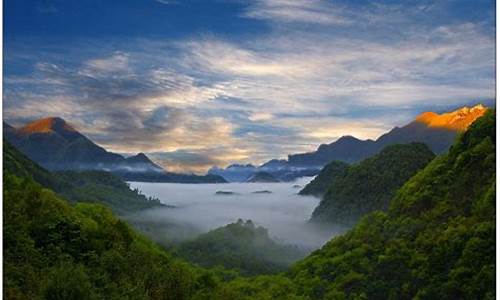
[242,0,352,25]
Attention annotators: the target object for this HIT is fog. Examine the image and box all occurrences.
[128,177,346,250]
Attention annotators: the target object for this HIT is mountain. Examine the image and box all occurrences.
[4,109,495,299]
[298,161,349,197]
[288,104,487,166]
[284,109,495,299]
[4,140,164,214]
[246,171,280,183]
[310,142,436,226]
[176,219,305,275]
[209,159,321,183]
[4,117,226,183]
[213,104,488,183]
[208,164,257,182]
[3,172,221,299]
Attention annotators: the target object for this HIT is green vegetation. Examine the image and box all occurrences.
[3,111,495,299]
[311,142,435,225]
[3,175,223,299]
[4,141,162,215]
[299,161,349,197]
[284,109,496,299]
[177,220,305,276]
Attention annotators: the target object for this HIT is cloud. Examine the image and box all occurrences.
[242,0,352,25]
[3,1,495,173]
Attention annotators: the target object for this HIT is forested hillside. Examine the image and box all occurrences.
[299,161,349,197]
[4,141,163,214]
[3,110,495,300]
[310,142,435,225]
[177,220,305,276]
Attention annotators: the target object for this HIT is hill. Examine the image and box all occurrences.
[246,171,280,183]
[177,220,305,276]
[310,143,436,226]
[4,109,495,299]
[218,109,495,299]
[299,161,349,197]
[4,141,163,214]
[4,118,226,183]
[285,109,496,299]
[3,174,226,299]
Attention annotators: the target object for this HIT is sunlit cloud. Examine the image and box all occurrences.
[3,1,495,173]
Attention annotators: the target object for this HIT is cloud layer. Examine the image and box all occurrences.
[4,0,495,173]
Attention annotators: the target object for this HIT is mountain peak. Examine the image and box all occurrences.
[415,104,487,131]
[19,117,77,135]
[126,152,153,163]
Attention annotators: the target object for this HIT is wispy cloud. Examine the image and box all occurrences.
[3,1,495,172]
[242,0,352,25]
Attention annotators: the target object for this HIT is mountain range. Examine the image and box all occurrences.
[4,117,226,183]
[288,104,487,166]
[211,104,488,182]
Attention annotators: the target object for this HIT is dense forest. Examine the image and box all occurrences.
[310,142,436,226]
[299,160,349,197]
[3,110,495,299]
[177,219,305,275]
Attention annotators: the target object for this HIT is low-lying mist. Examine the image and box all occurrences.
[127,177,346,251]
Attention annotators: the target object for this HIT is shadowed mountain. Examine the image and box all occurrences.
[211,105,487,182]
[309,143,436,226]
[208,164,257,182]
[4,117,226,183]
[3,140,164,214]
[246,171,280,183]
[288,104,487,167]
[298,161,349,197]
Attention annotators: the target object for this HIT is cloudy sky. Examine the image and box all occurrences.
[4,0,495,173]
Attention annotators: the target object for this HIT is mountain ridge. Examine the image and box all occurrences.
[4,118,227,183]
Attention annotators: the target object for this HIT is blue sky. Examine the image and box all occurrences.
[4,0,496,173]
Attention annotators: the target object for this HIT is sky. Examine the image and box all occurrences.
[3,0,496,173]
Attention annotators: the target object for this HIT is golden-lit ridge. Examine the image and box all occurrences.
[18,117,77,134]
[415,104,487,131]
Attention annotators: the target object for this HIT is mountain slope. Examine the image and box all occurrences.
[3,174,224,299]
[299,161,349,197]
[288,104,487,166]
[4,141,163,214]
[310,143,435,225]
[246,171,280,183]
[287,109,495,299]
[4,118,226,183]
[5,117,124,170]
[177,220,305,276]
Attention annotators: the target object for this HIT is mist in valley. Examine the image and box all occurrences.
[127,177,346,252]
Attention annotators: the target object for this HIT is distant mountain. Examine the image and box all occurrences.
[4,140,164,214]
[210,161,319,182]
[212,105,487,182]
[288,104,487,167]
[4,117,124,170]
[208,164,257,182]
[4,117,226,183]
[246,171,280,183]
[310,143,436,226]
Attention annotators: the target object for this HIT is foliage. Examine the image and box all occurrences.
[311,142,435,225]
[3,174,221,299]
[286,110,496,299]
[299,161,349,197]
[177,219,305,276]
[3,110,496,299]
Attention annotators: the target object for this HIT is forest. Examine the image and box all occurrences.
[3,110,496,299]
